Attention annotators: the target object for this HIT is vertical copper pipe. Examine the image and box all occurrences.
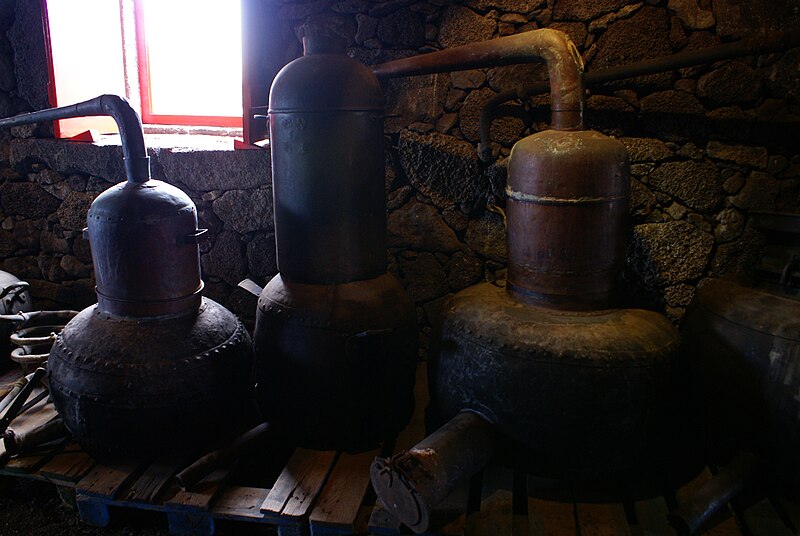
[373,29,584,131]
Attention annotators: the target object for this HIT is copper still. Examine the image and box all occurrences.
[671,212,800,531]
[0,95,253,460]
[369,30,686,532]
[253,32,417,451]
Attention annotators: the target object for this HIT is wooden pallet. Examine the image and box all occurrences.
[1,365,799,536]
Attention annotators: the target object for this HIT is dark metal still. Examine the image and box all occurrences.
[682,212,800,502]
[254,32,417,451]
[0,95,253,460]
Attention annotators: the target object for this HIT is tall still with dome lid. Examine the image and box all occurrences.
[252,29,417,451]
[0,96,254,460]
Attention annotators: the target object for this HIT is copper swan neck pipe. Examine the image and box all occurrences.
[372,29,585,131]
[0,94,150,184]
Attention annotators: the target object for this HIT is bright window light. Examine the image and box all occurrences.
[43,0,243,137]
[45,0,126,137]
[139,0,243,119]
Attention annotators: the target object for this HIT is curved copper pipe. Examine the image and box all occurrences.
[373,29,585,131]
[0,94,150,183]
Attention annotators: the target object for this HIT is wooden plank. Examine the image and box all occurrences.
[76,460,143,500]
[310,448,380,532]
[209,485,271,521]
[631,496,673,536]
[39,443,96,483]
[528,498,577,536]
[675,467,743,536]
[164,466,232,511]
[741,498,793,536]
[576,503,632,536]
[261,448,338,519]
[123,456,184,504]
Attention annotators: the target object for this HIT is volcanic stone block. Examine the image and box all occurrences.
[648,160,720,212]
[399,130,484,208]
[387,198,463,253]
[628,220,713,285]
[438,6,495,49]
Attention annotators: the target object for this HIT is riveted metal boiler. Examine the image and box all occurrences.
[253,33,417,451]
[0,96,254,460]
[369,29,686,532]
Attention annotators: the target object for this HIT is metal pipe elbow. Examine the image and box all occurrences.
[373,28,585,131]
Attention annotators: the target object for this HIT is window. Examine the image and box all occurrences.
[42,0,243,138]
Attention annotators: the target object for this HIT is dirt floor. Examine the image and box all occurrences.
[0,477,276,536]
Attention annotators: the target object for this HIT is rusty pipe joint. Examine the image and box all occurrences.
[373,29,585,131]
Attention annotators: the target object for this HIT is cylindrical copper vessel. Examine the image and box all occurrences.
[506,130,629,309]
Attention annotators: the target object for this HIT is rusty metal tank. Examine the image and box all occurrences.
[253,32,416,451]
[0,95,253,460]
[683,211,800,499]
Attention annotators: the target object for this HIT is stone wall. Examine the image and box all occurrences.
[1,0,799,357]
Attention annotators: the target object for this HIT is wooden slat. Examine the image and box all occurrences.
[310,448,380,532]
[123,456,183,504]
[576,503,632,536]
[76,461,143,500]
[210,485,271,521]
[528,498,577,536]
[38,442,96,483]
[261,448,338,519]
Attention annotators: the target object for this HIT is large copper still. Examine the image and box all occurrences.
[0,96,253,460]
[253,32,417,451]
[369,30,686,532]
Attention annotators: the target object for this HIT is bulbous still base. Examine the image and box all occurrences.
[254,273,417,452]
[431,282,697,491]
[48,298,254,461]
[683,277,800,500]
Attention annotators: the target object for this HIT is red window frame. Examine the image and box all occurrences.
[41,0,243,136]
